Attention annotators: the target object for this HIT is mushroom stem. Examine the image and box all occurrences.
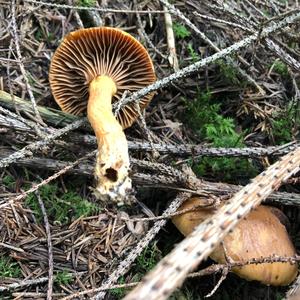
[87,76,131,203]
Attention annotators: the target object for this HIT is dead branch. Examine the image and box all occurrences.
[36,192,53,300]
[0,118,86,168]
[209,0,300,71]
[1,147,299,206]
[162,3,179,71]
[0,253,298,298]
[0,272,86,293]
[159,0,263,93]
[62,254,300,299]
[0,90,80,128]
[0,93,298,158]
[135,1,167,60]
[286,272,300,300]
[10,0,44,125]
[0,150,96,209]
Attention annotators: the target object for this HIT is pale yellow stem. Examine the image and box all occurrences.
[87,76,132,204]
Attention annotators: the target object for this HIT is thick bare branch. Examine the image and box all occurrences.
[0,147,299,206]
[0,90,80,128]
[0,93,298,158]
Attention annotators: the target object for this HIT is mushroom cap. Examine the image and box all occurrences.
[172,198,298,286]
[49,27,156,129]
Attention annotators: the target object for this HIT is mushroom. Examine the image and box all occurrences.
[49,27,156,204]
[172,198,298,286]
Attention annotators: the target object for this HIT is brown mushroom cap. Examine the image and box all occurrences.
[172,198,298,286]
[49,27,156,129]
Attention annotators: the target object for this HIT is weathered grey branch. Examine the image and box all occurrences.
[159,0,262,92]
[286,272,300,300]
[10,0,44,125]
[0,272,85,293]
[60,255,300,299]
[0,147,299,206]
[210,0,300,71]
[0,92,298,158]
[0,119,86,168]
[2,115,298,158]
[115,9,300,109]
[124,147,300,300]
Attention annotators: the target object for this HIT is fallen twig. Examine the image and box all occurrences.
[61,254,300,299]
[0,118,86,169]
[210,0,300,71]
[1,91,298,159]
[163,3,179,71]
[0,272,86,292]
[0,150,96,209]
[0,90,80,128]
[36,192,53,300]
[24,0,167,14]
[1,148,299,206]
[286,272,300,300]
[10,0,44,126]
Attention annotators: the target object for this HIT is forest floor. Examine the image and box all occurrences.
[0,0,300,299]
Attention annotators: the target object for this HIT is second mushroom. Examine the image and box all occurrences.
[49,27,156,204]
[172,197,298,286]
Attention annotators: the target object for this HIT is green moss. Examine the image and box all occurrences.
[110,276,127,299]
[135,244,161,273]
[0,256,21,278]
[184,91,257,180]
[216,59,240,85]
[110,244,162,299]
[271,102,299,144]
[76,0,96,7]
[25,183,99,225]
[34,28,43,42]
[187,43,200,62]
[169,288,194,300]
[173,22,191,39]
[55,270,73,285]
[2,175,15,189]
[272,60,289,77]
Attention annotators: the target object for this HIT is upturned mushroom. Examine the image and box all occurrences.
[172,198,298,286]
[49,27,156,204]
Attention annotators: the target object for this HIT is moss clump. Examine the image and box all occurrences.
[0,256,21,278]
[184,91,257,180]
[25,183,99,225]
